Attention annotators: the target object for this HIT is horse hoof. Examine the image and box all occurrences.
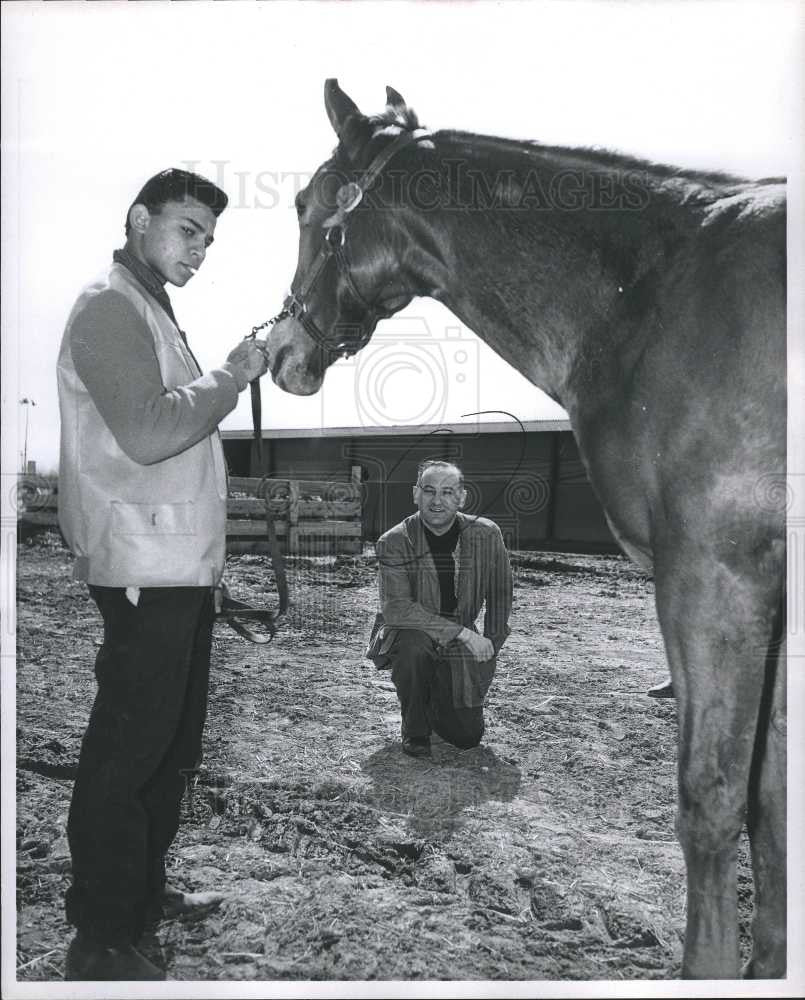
[742,957,786,979]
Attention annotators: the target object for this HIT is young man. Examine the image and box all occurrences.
[57,168,267,980]
[367,460,513,758]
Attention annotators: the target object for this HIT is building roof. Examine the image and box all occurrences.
[221,419,572,441]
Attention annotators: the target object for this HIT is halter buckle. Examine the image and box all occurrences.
[324,225,346,248]
[283,292,302,314]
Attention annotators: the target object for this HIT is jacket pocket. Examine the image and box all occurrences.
[111,500,196,535]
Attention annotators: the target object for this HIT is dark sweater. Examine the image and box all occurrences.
[423,520,461,616]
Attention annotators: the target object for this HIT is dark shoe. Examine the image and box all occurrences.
[402,736,432,759]
[64,933,165,981]
[147,882,226,924]
[135,927,166,970]
[647,676,675,699]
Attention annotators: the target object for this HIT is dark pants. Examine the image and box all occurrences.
[389,629,485,749]
[65,585,214,945]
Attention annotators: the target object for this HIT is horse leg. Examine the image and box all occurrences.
[655,561,775,979]
[745,609,786,978]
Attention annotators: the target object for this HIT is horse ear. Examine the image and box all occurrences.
[385,86,407,113]
[324,79,362,137]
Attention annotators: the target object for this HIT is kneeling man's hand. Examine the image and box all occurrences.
[457,628,494,662]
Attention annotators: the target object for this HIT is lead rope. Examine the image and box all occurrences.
[247,310,288,469]
[218,307,290,644]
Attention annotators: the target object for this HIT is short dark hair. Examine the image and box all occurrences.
[124,168,228,235]
[416,459,464,488]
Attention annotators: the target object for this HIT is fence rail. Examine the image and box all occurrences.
[16,473,363,555]
[228,474,362,554]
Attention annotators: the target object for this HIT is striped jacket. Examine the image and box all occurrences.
[367,512,513,706]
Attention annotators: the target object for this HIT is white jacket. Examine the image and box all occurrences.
[57,263,232,587]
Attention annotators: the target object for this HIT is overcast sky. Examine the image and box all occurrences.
[1,0,802,473]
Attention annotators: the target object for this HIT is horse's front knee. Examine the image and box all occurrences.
[675,767,746,858]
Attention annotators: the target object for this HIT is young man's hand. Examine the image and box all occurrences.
[457,628,494,662]
[225,339,268,388]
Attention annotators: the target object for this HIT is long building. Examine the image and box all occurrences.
[221,419,619,554]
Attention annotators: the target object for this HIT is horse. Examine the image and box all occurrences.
[265,80,787,980]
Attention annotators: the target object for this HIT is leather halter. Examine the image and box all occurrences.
[284,127,432,357]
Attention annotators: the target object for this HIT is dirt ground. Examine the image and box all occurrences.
[15,531,756,984]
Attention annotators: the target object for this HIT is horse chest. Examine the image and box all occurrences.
[572,417,657,570]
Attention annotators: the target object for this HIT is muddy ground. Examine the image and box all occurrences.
[15,531,755,984]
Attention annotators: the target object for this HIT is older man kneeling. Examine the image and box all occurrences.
[367,461,513,758]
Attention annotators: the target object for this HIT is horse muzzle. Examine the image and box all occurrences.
[267,316,325,396]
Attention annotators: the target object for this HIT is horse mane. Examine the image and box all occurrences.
[440,130,777,189]
[333,112,783,198]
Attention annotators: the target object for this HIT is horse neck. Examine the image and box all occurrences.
[398,132,708,413]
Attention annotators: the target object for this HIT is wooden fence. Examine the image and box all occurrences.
[16,473,363,556]
[227,474,362,555]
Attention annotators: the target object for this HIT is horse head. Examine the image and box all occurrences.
[267,79,436,395]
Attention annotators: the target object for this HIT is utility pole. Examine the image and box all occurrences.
[20,398,36,474]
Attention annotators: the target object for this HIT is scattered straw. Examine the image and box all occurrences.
[16,947,60,973]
